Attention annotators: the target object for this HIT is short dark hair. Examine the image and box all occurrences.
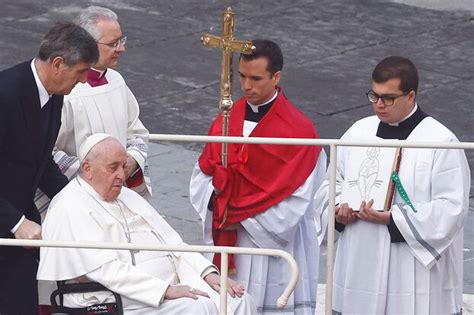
[38,22,99,66]
[240,39,283,75]
[372,56,419,93]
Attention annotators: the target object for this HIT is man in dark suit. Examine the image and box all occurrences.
[0,22,98,314]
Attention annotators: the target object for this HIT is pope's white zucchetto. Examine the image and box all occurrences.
[78,133,111,162]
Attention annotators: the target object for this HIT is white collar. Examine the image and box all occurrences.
[248,90,278,112]
[388,103,418,126]
[30,58,51,108]
[77,176,111,203]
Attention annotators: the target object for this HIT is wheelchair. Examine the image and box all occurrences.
[49,281,123,315]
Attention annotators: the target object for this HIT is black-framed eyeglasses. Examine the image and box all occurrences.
[366,89,408,106]
[97,35,127,50]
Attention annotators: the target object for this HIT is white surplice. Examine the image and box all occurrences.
[35,68,151,218]
[189,118,327,314]
[37,177,255,314]
[314,115,470,314]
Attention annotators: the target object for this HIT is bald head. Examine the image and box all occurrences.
[80,136,127,202]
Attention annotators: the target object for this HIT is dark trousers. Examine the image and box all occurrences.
[0,246,39,315]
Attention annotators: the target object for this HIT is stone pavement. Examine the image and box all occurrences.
[0,0,473,312]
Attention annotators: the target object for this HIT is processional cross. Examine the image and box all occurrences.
[201,7,255,167]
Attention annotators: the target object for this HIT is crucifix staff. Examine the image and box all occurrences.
[201,6,255,167]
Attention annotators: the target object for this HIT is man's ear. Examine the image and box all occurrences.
[408,90,416,104]
[51,56,65,74]
[81,161,92,180]
[272,70,282,86]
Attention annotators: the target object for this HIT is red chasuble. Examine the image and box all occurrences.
[199,88,321,270]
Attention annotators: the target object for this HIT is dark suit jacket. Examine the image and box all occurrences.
[0,61,68,251]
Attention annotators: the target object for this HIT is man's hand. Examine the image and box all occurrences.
[164,285,210,300]
[204,272,245,298]
[14,218,42,249]
[357,199,390,225]
[124,154,139,179]
[335,203,357,225]
[212,165,230,196]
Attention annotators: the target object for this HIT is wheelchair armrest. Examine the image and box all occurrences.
[50,281,123,315]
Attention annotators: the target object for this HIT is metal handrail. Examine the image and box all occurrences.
[148,133,473,314]
[2,133,471,314]
[0,239,298,314]
[149,133,474,149]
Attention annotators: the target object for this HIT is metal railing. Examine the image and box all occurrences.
[1,134,472,314]
[148,133,474,314]
[0,238,297,314]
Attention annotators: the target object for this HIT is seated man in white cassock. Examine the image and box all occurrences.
[37,134,256,314]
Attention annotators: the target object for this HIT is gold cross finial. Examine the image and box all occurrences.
[201,7,255,112]
[201,7,255,169]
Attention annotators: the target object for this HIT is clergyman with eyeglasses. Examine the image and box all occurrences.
[314,56,470,314]
[35,6,152,218]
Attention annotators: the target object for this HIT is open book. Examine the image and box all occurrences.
[340,146,400,211]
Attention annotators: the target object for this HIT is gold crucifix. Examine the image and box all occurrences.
[201,7,255,167]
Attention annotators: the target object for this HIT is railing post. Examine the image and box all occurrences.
[220,252,228,315]
[325,144,337,314]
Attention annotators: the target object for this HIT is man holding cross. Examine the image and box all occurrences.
[190,39,327,314]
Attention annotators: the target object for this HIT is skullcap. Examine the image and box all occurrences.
[78,133,111,162]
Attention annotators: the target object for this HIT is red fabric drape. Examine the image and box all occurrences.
[199,88,321,270]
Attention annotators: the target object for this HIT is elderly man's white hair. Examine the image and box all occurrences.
[73,6,118,40]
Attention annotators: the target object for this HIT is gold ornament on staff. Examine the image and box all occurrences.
[201,7,255,167]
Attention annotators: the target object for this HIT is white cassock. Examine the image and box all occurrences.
[190,120,327,314]
[314,115,470,314]
[37,177,255,315]
[35,68,151,218]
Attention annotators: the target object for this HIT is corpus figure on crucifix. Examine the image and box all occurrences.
[191,9,327,313]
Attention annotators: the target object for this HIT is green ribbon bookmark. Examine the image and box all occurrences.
[391,171,417,213]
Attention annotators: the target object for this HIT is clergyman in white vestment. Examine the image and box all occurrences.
[315,56,470,314]
[37,134,256,315]
[35,6,151,218]
[189,40,327,314]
